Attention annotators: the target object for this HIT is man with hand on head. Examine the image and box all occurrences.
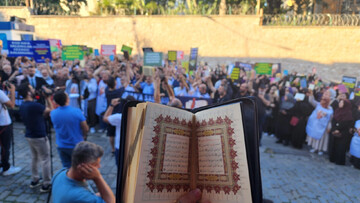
[52,141,115,203]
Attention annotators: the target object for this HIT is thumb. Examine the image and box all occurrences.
[178,189,202,203]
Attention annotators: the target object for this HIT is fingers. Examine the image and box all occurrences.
[178,189,201,203]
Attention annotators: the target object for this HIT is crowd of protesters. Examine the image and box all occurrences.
[1,50,360,193]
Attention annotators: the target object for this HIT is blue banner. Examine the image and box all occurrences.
[7,40,33,57]
[32,40,51,63]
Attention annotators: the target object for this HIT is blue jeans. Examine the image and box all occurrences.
[57,148,73,168]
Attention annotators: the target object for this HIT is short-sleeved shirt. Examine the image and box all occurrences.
[19,101,46,138]
[107,113,122,149]
[52,170,105,203]
[50,105,86,148]
[140,82,154,94]
[0,90,11,126]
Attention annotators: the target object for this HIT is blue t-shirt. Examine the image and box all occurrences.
[19,101,46,138]
[50,105,86,148]
[140,82,154,94]
[52,170,105,203]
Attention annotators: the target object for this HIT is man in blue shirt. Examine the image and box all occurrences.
[50,91,89,168]
[52,141,115,203]
[18,83,53,192]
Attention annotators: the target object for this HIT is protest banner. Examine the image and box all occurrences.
[189,48,198,71]
[101,45,116,56]
[32,41,51,63]
[144,52,163,66]
[7,40,33,57]
[254,63,272,75]
[230,67,240,81]
[62,45,84,60]
[49,39,62,53]
[283,70,289,76]
[143,66,156,76]
[121,45,132,55]
[168,51,177,62]
[177,51,184,60]
[109,55,114,61]
[342,76,357,92]
[0,33,8,50]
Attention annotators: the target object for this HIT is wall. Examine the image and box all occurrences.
[1,7,360,82]
[0,7,31,21]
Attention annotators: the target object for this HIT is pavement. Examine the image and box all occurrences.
[0,123,359,203]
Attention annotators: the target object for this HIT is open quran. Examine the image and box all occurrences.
[117,98,262,203]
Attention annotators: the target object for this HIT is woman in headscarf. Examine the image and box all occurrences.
[275,92,295,146]
[350,120,360,169]
[306,90,334,155]
[289,88,314,149]
[328,93,354,165]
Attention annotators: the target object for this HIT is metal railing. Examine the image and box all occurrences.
[262,14,360,26]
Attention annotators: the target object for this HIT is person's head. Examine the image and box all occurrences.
[106,77,116,89]
[71,141,104,169]
[3,64,12,75]
[53,91,69,106]
[27,65,36,77]
[121,75,129,87]
[199,84,207,94]
[320,95,331,108]
[17,83,35,99]
[269,85,277,94]
[145,76,152,84]
[169,98,183,108]
[101,70,110,81]
[240,83,249,94]
[218,84,227,97]
[41,69,49,78]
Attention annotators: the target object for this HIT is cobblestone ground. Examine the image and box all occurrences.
[261,135,360,203]
[0,123,359,202]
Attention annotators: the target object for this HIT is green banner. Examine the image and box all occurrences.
[168,51,177,61]
[144,52,163,66]
[62,45,84,60]
[121,45,133,55]
[254,63,272,75]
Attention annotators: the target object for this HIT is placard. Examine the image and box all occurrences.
[230,67,240,81]
[182,61,189,73]
[254,63,272,75]
[32,40,51,63]
[300,77,307,88]
[94,49,100,56]
[0,33,8,50]
[101,45,116,56]
[142,47,153,53]
[189,48,198,71]
[143,66,156,76]
[239,63,252,72]
[342,76,357,92]
[62,45,84,61]
[7,40,33,57]
[354,81,360,97]
[49,39,62,53]
[121,45,132,55]
[177,51,184,60]
[168,51,177,61]
[144,52,163,66]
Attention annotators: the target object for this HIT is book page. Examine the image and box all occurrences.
[194,103,252,203]
[133,103,195,203]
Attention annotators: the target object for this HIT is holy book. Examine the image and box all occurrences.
[118,100,261,203]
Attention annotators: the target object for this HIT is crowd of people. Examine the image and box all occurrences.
[1,49,360,201]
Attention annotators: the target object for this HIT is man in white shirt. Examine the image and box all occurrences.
[0,78,21,176]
